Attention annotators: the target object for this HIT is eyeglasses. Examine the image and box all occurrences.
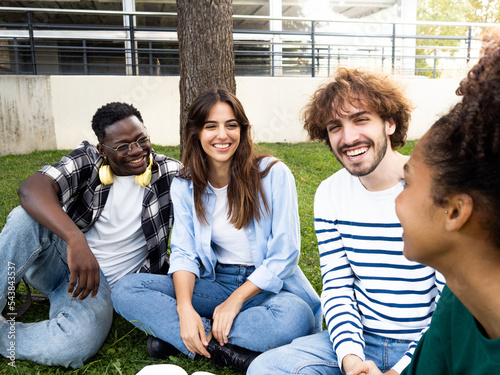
[100,136,151,156]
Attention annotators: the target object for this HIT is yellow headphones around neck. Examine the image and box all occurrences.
[99,154,153,187]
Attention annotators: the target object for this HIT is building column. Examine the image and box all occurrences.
[270,0,282,76]
[399,0,417,75]
[123,0,137,75]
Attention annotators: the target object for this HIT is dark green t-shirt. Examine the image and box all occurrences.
[401,285,500,374]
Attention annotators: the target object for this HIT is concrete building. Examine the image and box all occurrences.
[0,1,476,155]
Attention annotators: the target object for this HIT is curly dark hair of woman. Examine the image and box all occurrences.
[422,35,500,247]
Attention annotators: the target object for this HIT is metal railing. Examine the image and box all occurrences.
[0,6,498,78]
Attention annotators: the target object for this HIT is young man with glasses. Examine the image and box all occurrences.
[0,102,181,368]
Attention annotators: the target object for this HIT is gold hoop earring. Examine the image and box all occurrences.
[99,160,114,185]
[135,154,153,187]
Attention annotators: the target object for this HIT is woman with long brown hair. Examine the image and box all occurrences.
[112,88,321,374]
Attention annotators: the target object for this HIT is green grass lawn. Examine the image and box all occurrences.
[0,141,416,375]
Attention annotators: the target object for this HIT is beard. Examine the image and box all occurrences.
[333,131,389,177]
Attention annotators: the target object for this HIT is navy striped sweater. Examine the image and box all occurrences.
[315,168,445,373]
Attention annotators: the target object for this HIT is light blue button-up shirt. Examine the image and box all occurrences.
[169,157,322,332]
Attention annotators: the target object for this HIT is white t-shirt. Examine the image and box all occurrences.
[209,183,254,266]
[85,175,148,287]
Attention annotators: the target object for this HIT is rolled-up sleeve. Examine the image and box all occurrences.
[247,161,301,293]
[168,177,202,277]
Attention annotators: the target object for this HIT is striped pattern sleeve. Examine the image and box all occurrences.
[317,215,365,364]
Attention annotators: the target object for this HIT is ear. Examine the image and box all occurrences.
[385,119,396,136]
[96,143,106,157]
[444,194,474,232]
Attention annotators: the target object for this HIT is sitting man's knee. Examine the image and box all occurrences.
[35,326,109,369]
[7,206,34,224]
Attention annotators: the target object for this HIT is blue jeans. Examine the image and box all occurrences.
[112,263,315,359]
[247,330,411,375]
[0,206,113,368]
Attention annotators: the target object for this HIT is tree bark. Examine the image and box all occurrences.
[176,0,236,156]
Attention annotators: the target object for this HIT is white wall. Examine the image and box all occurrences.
[0,75,461,156]
[403,77,461,140]
[49,75,181,149]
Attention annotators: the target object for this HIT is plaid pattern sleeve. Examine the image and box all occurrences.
[139,152,181,274]
[39,141,109,231]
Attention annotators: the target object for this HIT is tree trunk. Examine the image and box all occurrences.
[176,0,236,157]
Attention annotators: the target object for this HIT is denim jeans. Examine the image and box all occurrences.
[0,206,113,368]
[247,330,412,375]
[112,263,316,359]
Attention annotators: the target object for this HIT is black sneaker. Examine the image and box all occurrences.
[147,335,180,359]
[207,338,260,374]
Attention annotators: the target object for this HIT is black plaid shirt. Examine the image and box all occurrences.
[40,141,181,274]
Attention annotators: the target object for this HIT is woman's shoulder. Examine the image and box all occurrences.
[172,175,191,189]
[170,177,195,206]
[258,156,288,173]
[257,157,295,186]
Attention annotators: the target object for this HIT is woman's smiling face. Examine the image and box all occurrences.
[199,101,241,171]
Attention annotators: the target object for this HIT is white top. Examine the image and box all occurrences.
[209,183,254,266]
[85,175,148,287]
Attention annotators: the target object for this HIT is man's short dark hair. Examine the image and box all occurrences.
[92,102,144,140]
